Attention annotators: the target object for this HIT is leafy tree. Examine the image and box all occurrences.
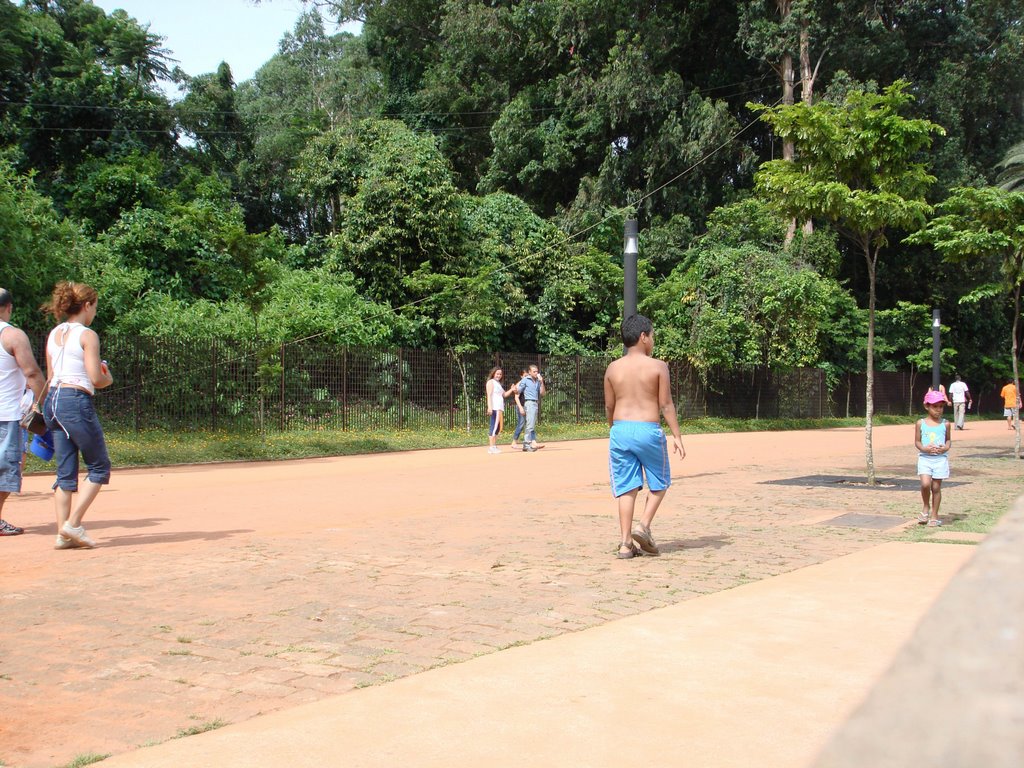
[1,0,175,187]
[906,185,1024,457]
[815,0,1024,192]
[100,182,286,304]
[0,156,82,332]
[996,140,1024,192]
[67,151,169,232]
[105,8,175,88]
[174,63,251,183]
[235,17,384,235]
[295,119,461,306]
[753,81,943,481]
[645,200,843,380]
[111,265,392,346]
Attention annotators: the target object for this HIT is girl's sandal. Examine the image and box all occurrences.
[926,519,943,527]
[616,543,642,559]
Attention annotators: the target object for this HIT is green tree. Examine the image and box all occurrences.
[753,81,943,481]
[644,200,844,397]
[906,185,1024,457]
[67,151,168,232]
[0,156,82,332]
[996,140,1024,192]
[174,63,251,182]
[295,119,461,306]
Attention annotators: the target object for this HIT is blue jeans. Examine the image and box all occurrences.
[512,405,526,442]
[0,420,26,493]
[44,388,111,491]
[525,401,539,444]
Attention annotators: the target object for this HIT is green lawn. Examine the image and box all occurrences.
[24,415,920,472]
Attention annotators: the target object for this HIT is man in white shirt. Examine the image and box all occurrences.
[948,373,972,431]
[0,288,45,535]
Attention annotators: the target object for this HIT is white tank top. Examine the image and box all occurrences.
[47,322,95,395]
[0,322,28,420]
[488,378,505,412]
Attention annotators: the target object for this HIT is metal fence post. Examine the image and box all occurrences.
[342,347,348,431]
[279,344,286,431]
[398,348,404,430]
[134,340,141,433]
[575,356,581,424]
[210,340,217,431]
[448,352,454,431]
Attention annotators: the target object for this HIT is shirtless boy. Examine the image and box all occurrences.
[604,314,685,559]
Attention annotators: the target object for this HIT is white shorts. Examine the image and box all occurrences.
[917,454,950,480]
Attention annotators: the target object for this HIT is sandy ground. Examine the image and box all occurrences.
[1,419,1020,767]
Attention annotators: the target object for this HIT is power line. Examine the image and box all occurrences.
[0,74,776,123]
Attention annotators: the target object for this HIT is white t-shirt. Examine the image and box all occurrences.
[948,381,969,404]
[487,378,505,412]
[0,321,28,420]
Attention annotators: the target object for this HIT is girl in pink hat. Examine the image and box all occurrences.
[915,390,952,527]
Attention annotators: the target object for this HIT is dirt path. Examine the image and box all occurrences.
[1,420,1019,767]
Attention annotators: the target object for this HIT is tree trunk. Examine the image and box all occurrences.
[781,51,798,243]
[799,20,816,236]
[865,243,877,484]
[453,352,471,434]
[1013,280,1021,460]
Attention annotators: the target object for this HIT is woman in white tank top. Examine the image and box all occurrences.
[42,282,114,550]
[485,367,514,454]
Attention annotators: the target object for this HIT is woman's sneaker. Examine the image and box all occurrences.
[61,523,96,548]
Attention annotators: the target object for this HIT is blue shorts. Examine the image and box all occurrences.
[917,454,950,480]
[608,421,671,497]
[0,420,26,493]
[489,411,502,437]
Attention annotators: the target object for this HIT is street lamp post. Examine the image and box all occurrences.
[623,218,638,322]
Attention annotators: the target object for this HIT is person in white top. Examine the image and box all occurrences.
[484,367,515,454]
[0,289,45,536]
[947,374,972,431]
[41,282,114,550]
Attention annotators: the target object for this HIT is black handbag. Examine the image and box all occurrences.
[20,406,47,437]
[20,378,50,437]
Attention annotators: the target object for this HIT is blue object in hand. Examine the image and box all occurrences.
[29,430,55,462]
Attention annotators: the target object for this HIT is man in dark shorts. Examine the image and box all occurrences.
[604,314,685,559]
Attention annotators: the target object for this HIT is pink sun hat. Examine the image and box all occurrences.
[923,390,946,405]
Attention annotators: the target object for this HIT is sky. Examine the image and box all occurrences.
[91,0,360,96]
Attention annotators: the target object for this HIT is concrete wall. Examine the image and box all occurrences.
[813,496,1024,767]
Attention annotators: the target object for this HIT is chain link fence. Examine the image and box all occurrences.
[30,335,950,432]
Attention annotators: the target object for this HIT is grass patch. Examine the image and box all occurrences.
[56,755,111,768]
[175,718,228,738]
[20,416,928,472]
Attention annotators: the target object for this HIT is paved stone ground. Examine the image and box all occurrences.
[1,420,1020,767]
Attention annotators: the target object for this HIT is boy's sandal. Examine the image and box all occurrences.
[632,525,660,555]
